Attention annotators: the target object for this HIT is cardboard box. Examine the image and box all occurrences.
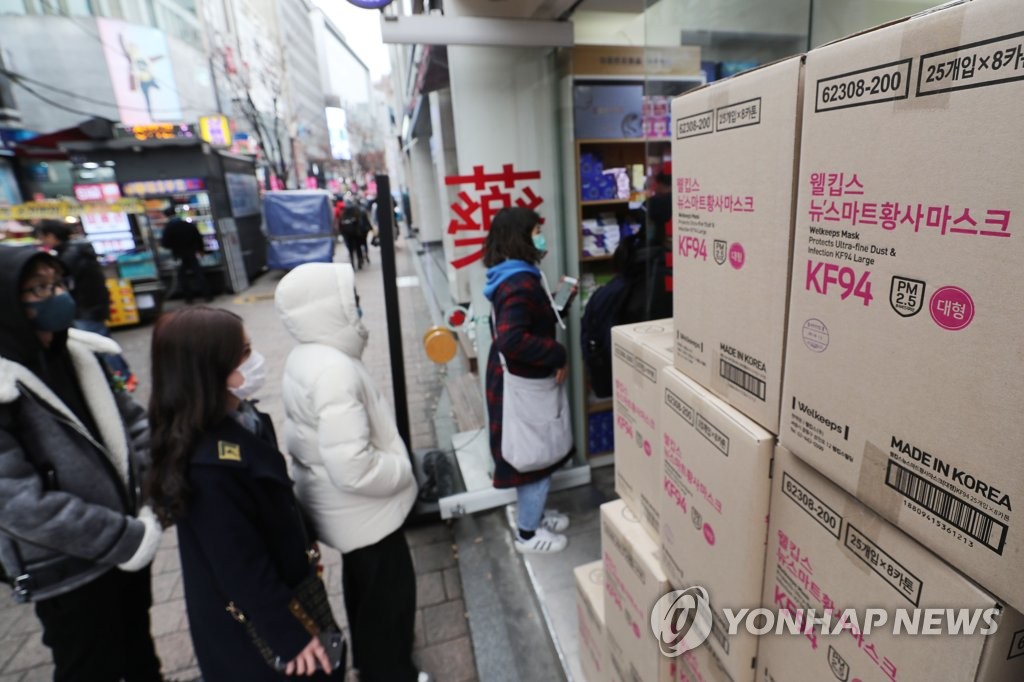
[602,499,673,682]
[779,0,1024,611]
[674,646,733,682]
[670,56,804,434]
[576,561,609,682]
[660,368,774,682]
[612,320,675,540]
[757,447,1024,682]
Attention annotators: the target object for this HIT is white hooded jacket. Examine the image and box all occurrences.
[276,263,417,554]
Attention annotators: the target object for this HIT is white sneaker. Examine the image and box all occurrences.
[417,673,433,682]
[505,505,571,533]
[540,510,569,532]
[514,527,568,554]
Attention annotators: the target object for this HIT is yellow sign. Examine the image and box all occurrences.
[218,441,242,462]
[106,278,140,328]
[199,115,232,147]
[570,46,702,77]
[0,199,145,221]
[120,123,195,142]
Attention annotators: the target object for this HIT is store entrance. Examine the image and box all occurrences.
[145,190,225,299]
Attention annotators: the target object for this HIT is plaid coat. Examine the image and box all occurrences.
[486,271,573,488]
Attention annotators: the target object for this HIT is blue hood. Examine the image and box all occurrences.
[483,259,540,300]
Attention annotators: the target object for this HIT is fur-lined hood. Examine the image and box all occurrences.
[0,328,129,485]
[0,327,120,402]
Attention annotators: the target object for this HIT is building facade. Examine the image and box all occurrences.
[0,0,216,133]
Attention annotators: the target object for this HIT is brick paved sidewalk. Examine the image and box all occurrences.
[0,239,476,681]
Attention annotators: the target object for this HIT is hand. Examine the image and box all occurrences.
[555,365,568,385]
[284,635,332,676]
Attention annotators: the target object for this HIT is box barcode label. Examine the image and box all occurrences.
[719,358,766,401]
[886,461,1008,554]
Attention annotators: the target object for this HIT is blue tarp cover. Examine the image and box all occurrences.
[263,190,333,237]
[266,237,335,270]
[263,190,335,269]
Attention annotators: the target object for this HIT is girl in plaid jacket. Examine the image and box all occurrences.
[484,207,576,554]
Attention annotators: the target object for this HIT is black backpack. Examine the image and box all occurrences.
[580,276,632,399]
[339,207,364,238]
[581,240,673,398]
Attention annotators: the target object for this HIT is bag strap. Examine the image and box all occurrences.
[539,270,566,331]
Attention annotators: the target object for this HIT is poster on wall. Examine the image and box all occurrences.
[97,18,183,125]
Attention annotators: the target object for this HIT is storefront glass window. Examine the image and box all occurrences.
[22,160,73,198]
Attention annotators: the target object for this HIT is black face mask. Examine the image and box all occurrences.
[25,292,77,332]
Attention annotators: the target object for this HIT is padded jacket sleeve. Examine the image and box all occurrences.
[0,427,145,566]
[312,363,414,498]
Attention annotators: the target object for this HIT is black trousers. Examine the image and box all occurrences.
[342,528,417,682]
[178,257,210,302]
[342,234,365,269]
[35,566,162,682]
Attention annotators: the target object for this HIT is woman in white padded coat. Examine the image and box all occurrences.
[274,262,421,682]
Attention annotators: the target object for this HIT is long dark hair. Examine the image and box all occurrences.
[483,207,542,267]
[146,307,245,526]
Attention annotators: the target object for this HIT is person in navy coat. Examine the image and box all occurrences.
[146,306,343,680]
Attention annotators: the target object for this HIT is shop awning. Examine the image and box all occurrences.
[13,117,115,160]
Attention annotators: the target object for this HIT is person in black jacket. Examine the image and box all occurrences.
[338,201,371,270]
[38,220,133,384]
[37,221,109,324]
[147,306,343,680]
[160,207,211,303]
[0,247,163,681]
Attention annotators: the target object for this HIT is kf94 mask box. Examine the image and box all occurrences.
[612,319,675,541]
[670,56,804,435]
[779,0,1024,612]
[659,367,774,682]
[602,499,674,682]
[575,561,609,682]
[757,446,1024,682]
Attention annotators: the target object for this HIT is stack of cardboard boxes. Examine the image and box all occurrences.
[575,1,1024,680]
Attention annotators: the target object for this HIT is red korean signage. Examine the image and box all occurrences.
[444,164,544,269]
[73,183,122,203]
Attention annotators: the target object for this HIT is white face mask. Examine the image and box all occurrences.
[229,350,267,400]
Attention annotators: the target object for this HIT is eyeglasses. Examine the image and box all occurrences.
[21,280,66,299]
